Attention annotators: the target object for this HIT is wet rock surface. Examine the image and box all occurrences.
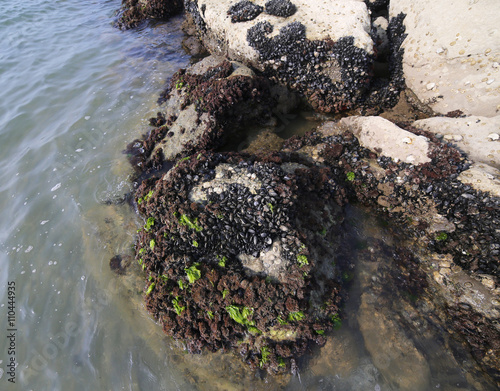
[133,151,348,372]
[115,0,183,29]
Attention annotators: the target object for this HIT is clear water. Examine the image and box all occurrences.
[0,1,494,390]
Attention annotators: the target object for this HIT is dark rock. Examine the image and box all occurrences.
[134,151,348,373]
[115,0,183,30]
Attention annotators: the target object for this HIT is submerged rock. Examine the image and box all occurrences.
[134,151,347,372]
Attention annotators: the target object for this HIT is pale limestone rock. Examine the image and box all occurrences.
[458,163,500,198]
[413,115,500,169]
[390,0,500,117]
[340,116,431,164]
[191,0,373,68]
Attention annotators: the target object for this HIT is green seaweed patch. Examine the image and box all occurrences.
[179,214,203,232]
[146,282,155,296]
[185,263,201,284]
[144,217,155,232]
[346,171,355,181]
[226,305,255,328]
[330,313,342,330]
[172,296,185,315]
[178,280,186,290]
[259,346,270,368]
[436,232,448,241]
[217,255,227,267]
[222,289,229,299]
[138,190,154,205]
[288,311,305,322]
[175,156,190,167]
[297,254,309,267]
[149,239,156,250]
[192,240,199,248]
[247,326,261,335]
[277,316,288,325]
[278,357,286,368]
[207,311,214,320]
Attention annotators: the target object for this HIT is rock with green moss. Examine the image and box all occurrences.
[134,151,348,372]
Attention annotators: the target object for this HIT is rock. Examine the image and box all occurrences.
[134,151,348,372]
[458,163,500,198]
[389,0,500,117]
[413,115,500,169]
[115,0,184,29]
[184,0,375,113]
[340,116,431,164]
[125,55,281,171]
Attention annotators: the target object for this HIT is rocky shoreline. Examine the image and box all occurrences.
[114,0,499,386]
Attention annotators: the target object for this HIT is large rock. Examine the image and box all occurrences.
[125,55,280,173]
[134,151,347,372]
[390,0,500,117]
[185,0,376,112]
[340,116,431,165]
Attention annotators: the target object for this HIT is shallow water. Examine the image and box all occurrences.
[0,1,494,390]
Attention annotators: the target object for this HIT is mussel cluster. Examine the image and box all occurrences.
[134,151,346,372]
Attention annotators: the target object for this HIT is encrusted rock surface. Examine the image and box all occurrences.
[134,151,348,372]
[389,0,500,117]
[115,0,500,383]
[125,56,278,173]
[183,0,388,113]
[115,0,183,29]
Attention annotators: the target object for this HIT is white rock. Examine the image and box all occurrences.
[340,116,431,165]
[192,0,373,68]
[390,0,500,117]
[413,115,500,169]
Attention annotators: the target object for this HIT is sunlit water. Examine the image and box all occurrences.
[0,1,494,390]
